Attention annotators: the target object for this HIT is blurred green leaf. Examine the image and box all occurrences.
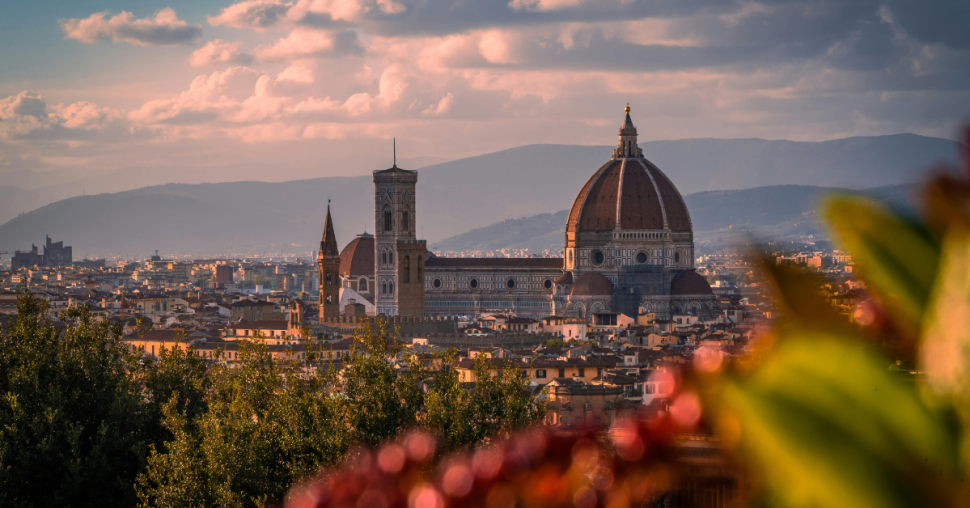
[921,226,970,413]
[760,258,850,332]
[823,196,940,335]
[724,332,961,508]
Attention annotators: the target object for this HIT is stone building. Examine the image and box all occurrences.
[557,106,713,319]
[328,106,715,320]
[11,236,72,270]
[317,205,341,321]
[373,161,421,316]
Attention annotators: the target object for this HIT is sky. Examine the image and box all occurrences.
[1,0,969,180]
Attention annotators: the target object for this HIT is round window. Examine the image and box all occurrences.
[592,250,605,266]
[506,278,516,289]
[469,278,479,289]
[432,278,442,289]
[635,251,648,264]
[543,279,553,289]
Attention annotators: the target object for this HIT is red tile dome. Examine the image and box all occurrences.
[570,271,613,296]
[339,233,374,277]
[566,108,691,234]
[670,270,713,295]
[554,271,574,284]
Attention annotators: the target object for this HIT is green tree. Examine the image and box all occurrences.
[339,318,426,448]
[141,335,209,449]
[424,354,545,450]
[0,295,148,508]
[137,333,348,508]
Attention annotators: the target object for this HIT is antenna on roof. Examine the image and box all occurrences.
[393,137,396,167]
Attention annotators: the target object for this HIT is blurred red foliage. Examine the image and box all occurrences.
[286,378,721,508]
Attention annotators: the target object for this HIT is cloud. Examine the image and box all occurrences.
[289,0,406,23]
[208,0,293,30]
[15,0,970,174]
[276,63,316,83]
[189,39,255,67]
[126,65,397,133]
[0,91,127,141]
[422,93,454,115]
[60,8,202,46]
[507,0,585,12]
[254,28,365,60]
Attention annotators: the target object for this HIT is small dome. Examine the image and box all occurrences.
[554,271,574,284]
[571,271,613,296]
[670,270,713,296]
[339,233,374,277]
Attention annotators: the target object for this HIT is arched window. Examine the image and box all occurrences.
[325,271,332,286]
[403,255,410,283]
[402,210,409,232]
[359,278,368,292]
[382,251,387,264]
[383,208,392,232]
[388,252,393,264]
[389,282,394,294]
[417,257,423,280]
[382,282,387,294]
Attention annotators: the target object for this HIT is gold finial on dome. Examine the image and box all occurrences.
[625,102,630,114]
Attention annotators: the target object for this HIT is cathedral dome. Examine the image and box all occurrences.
[339,233,374,277]
[570,271,613,296]
[670,270,713,295]
[566,107,691,234]
[554,271,574,284]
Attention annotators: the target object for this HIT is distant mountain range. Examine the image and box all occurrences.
[430,184,919,254]
[0,134,956,258]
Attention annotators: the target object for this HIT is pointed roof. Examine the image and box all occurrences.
[620,104,637,136]
[320,205,340,257]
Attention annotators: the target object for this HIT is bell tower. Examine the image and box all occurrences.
[373,141,420,316]
[318,204,340,321]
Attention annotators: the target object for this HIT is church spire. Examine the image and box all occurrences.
[614,103,643,159]
[320,202,339,257]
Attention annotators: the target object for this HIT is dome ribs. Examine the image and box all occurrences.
[620,160,665,230]
[574,159,622,232]
[637,159,669,230]
[567,159,617,233]
[644,160,692,231]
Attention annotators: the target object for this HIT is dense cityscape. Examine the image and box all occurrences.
[0,113,873,507]
[3,0,968,506]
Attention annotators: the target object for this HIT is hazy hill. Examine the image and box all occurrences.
[431,184,919,254]
[431,211,570,254]
[0,134,953,257]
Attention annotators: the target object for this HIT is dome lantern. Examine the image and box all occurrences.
[614,103,643,159]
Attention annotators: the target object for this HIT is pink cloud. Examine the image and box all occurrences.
[208,0,293,30]
[507,0,585,12]
[289,0,406,23]
[189,39,255,67]
[0,91,126,141]
[422,93,454,116]
[60,8,202,46]
[254,28,364,60]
